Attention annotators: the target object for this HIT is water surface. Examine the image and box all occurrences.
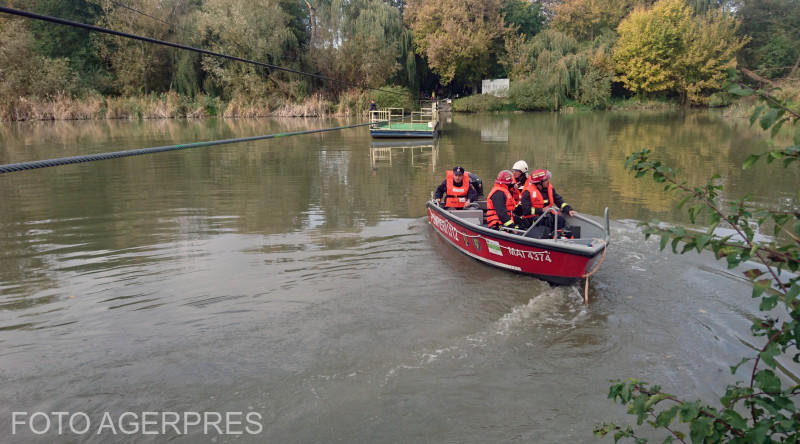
[0,111,797,442]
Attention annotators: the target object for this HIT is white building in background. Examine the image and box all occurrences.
[481,79,509,97]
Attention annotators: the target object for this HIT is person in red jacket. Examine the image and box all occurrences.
[515,169,575,231]
[486,170,519,229]
[434,166,478,209]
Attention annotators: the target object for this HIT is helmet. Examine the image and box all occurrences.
[529,169,551,184]
[495,170,514,185]
[512,160,528,173]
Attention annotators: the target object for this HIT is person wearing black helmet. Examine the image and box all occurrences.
[434,166,478,209]
[486,170,519,229]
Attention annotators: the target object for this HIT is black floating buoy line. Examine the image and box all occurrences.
[0,5,409,175]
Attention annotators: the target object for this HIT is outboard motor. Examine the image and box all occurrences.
[468,173,483,198]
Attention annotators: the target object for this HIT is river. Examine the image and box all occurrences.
[0,111,798,442]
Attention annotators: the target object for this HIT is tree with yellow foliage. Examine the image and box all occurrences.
[613,0,747,104]
[551,0,636,42]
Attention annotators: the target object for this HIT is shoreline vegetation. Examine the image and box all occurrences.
[3,83,797,122]
[3,0,799,123]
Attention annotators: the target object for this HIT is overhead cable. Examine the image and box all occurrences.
[0,6,406,96]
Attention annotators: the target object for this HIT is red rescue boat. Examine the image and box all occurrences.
[426,201,609,285]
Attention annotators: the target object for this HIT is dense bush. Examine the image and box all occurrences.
[451,94,509,112]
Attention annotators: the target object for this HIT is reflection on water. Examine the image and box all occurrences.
[370,139,439,171]
[0,112,797,442]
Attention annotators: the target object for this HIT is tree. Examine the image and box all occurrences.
[405,0,509,87]
[0,18,78,101]
[595,75,800,443]
[737,0,800,79]
[613,0,746,104]
[198,0,299,100]
[506,29,614,111]
[27,0,108,93]
[332,0,408,88]
[96,0,179,95]
[550,0,636,42]
[677,8,748,104]
[502,0,545,37]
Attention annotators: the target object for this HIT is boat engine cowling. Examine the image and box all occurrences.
[467,173,483,197]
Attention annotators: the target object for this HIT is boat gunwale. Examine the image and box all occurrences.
[426,201,608,258]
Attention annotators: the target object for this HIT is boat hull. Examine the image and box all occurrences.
[426,203,606,285]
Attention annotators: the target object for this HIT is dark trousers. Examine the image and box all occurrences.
[516,212,566,231]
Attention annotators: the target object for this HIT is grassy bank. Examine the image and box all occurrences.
[451,93,680,113]
[1,85,416,122]
[1,92,355,122]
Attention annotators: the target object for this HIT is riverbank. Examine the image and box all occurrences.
[0,91,375,122]
[450,94,681,113]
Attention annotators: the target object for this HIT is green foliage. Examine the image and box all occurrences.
[451,94,510,112]
[595,73,800,443]
[28,0,107,93]
[501,0,544,37]
[613,0,748,105]
[405,0,509,86]
[199,0,299,101]
[737,0,800,79]
[0,18,79,101]
[551,0,636,42]
[370,85,414,111]
[507,30,613,111]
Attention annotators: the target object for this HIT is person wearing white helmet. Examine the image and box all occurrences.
[511,160,529,191]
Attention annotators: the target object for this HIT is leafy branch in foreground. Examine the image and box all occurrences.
[595,77,800,443]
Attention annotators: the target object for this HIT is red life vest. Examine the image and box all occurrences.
[520,181,555,218]
[486,184,516,228]
[445,170,471,208]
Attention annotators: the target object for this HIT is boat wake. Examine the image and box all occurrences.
[382,286,586,386]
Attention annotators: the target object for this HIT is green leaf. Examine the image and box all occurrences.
[729,85,753,96]
[759,342,780,368]
[689,417,712,444]
[750,105,765,126]
[722,410,747,431]
[752,280,770,299]
[730,357,752,374]
[771,117,787,138]
[786,283,800,305]
[759,295,779,311]
[745,421,770,444]
[655,406,679,427]
[760,107,779,130]
[679,402,700,422]
[660,234,669,251]
[742,154,760,170]
[695,235,711,252]
[754,369,782,393]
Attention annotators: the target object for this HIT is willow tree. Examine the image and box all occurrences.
[508,29,614,110]
[613,0,747,104]
[332,0,409,88]
[405,0,509,87]
[198,0,299,100]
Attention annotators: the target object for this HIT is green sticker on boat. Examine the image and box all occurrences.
[486,239,502,256]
